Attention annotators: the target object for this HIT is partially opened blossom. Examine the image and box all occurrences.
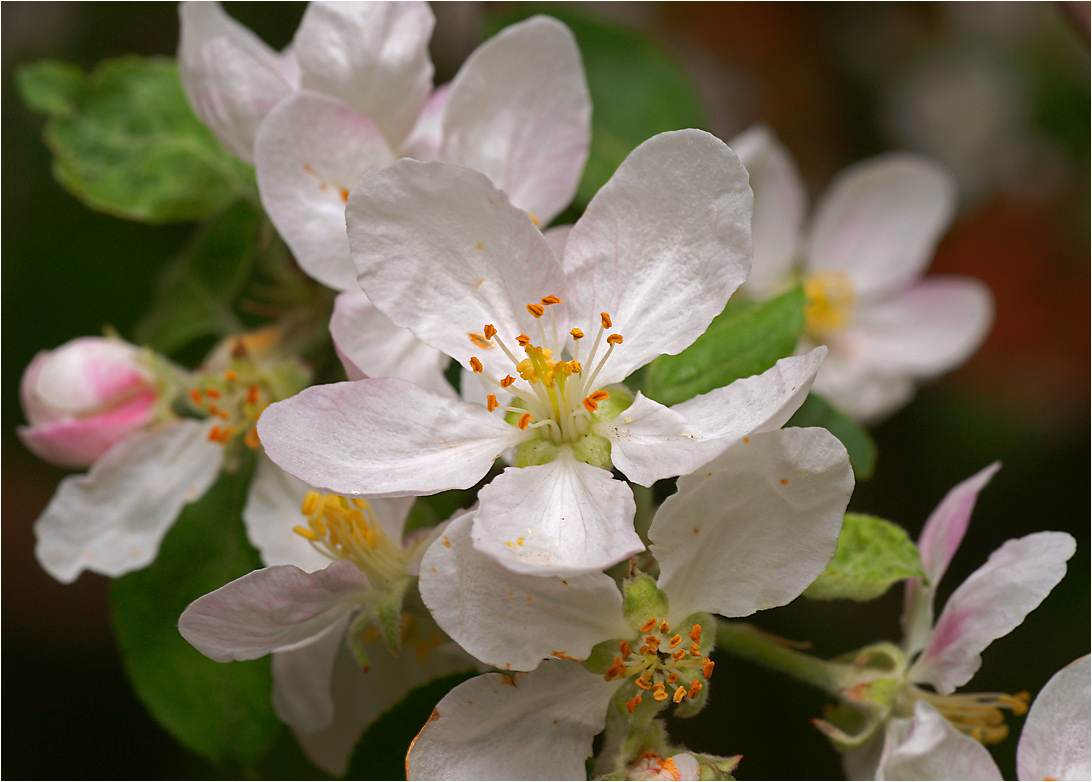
[732,124,994,422]
[405,427,853,779]
[260,129,828,577]
[180,484,472,775]
[823,464,1077,779]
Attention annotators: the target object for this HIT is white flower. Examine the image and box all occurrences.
[731,124,994,422]
[260,129,827,577]
[404,427,853,779]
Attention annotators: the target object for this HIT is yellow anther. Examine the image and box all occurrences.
[804,272,856,337]
[516,334,531,347]
[688,680,703,698]
[626,695,642,714]
[500,375,516,388]
[690,625,702,643]
[640,617,658,633]
[541,294,561,306]
[301,491,320,516]
[518,413,533,430]
[527,303,545,318]
[570,328,584,340]
[487,394,499,412]
[669,634,683,649]
[293,524,319,541]
[673,686,687,704]
[607,333,624,345]
[1011,692,1031,716]
[601,312,612,329]
[470,357,483,373]
[568,360,582,373]
[484,324,497,340]
[516,359,537,382]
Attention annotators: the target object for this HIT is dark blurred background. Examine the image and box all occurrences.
[3,2,1088,779]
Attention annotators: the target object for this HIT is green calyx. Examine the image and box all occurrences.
[510,385,634,470]
[621,573,670,630]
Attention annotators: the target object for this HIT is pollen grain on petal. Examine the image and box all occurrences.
[468,333,494,349]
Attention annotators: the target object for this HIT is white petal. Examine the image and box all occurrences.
[33,420,223,583]
[902,463,1001,656]
[439,16,590,226]
[346,159,567,378]
[419,510,630,671]
[243,454,330,571]
[406,660,619,781]
[730,123,807,298]
[602,348,824,486]
[842,730,886,781]
[471,454,643,577]
[178,561,368,663]
[809,337,917,423]
[400,84,451,161]
[878,701,1002,781]
[258,378,525,498]
[330,288,453,397]
[543,224,573,260]
[293,0,434,148]
[290,614,475,777]
[651,428,852,622]
[255,91,396,290]
[909,532,1076,694]
[849,277,994,377]
[562,129,753,386]
[1017,655,1091,781]
[271,612,350,733]
[807,154,957,298]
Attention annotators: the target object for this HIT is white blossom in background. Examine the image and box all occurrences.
[405,428,853,779]
[731,124,994,422]
[260,129,829,578]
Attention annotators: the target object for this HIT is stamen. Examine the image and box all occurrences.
[702,659,715,679]
[669,635,683,649]
[673,686,687,704]
[690,644,702,657]
[640,618,658,633]
[484,324,497,340]
[666,672,679,684]
[645,636,661,649]
[518,413,533,430]
[487,394,499,412]
[501,375,516,388]
[189,389,203,406]
[541,295,561,306]
[527,303,545,318]
[516,334,531,347]
[601,312,612,329]
[204,387,222,399]
[470,357,483,373]
[570,328,584,340]
[659,620,670,634]
[688,681,703,698]
[690,625,702,643]
[246,385,261,405]
[672,649,686,662]
[607,333,624,345]
[635,676,652,691]
[626,696,642,714]
[619,641,631,658]
[224,370,238,382]
[652,685,669,702]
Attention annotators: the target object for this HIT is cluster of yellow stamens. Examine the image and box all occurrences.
[604,618,714,714]
[467,294,626,443]
[189,368,268,448]
[804,271,856,339]
[294,492,408,589]
[904,685,1030,744]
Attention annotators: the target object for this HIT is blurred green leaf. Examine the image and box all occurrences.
[345,671,478,781]
[486,7,708,206]
[134,199,263,355]
[109,455,281,769]
[18,56,253,223]
[787,393,877,480]
[803,513,924,601]
[643,285,806,406]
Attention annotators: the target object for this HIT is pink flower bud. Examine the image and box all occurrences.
[18,337,160,468]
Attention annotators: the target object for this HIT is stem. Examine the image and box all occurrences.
[715,621,850,698]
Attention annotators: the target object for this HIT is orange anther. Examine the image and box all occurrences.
[635,676,652,691]
[516,333,531,347]
[518,413,533,430]
[600,312,612,329]
[583,397,599,413]
[570,328,584,340]
[589,390,610,402]
[689,680,703,698]
[673,686,687,704]
[652,687,669,702]
[690,644,702,657]
[526,303,545,318]
[690,625,702,643]
[618,641,631,658]
[669,635,683,649]
[204,387,222,399]
[189,389,203,406]
[541,294,561,306]
[568,360,582,373]
[244,426,261,449]
[666,672,679,684]
[626,695,642,714]
[640,617,657,633]
[702,659,715,679]
[660,620,670,634]
[487,394,498,412]
[501,375,516,388]
[470,357,483,373]
[645,636,661,648]
[638,645,652,656]
[607,333,624,345]
[224,370,238,382]
[672,649,686,662]
[338,187,350,203]
[484,324,497,340]
[604,663,625,680]
[245,385,259,404]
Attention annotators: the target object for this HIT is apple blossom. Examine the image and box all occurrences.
[259,129,830,578]
[731,124,994,422]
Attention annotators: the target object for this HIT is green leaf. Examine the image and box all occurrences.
[345,671,478,781]
[803,513,925,601]
[786,393,878,480]
[20,56,253,223]
[486,7,708,206]
[643,285,806,406]
[109,455,281,769]
[134,199,263,355]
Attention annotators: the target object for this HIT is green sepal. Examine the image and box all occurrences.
[815,642,906,751]
[16,59,83,116]
[691,752,743,780]
[514,437,560,467]
[643,285,806,406]
[679,611,717,657]
[621,573,669,631]
[373,585,408,656]
[583,638,622,676]
[346,610,373,671]
[787,393,877,480]
[804,514,926,601]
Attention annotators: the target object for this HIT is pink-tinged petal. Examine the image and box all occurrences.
[809,337,917,423]
[850,277,994,377]
[562,130,753,386]
[293,1,434,149]
[651,428,852,622]
[601,349,824,486]
[329,289,453,397]
[406,660,620,781]
[178,2,297,85]
[471,455,643,577]
[271,612,349,733]
[730,123,808,298]
[346,159,566,378]
[902,463,1001,656]
[33,420,223,583]
[419,511,630,671]
[842,730,886,781]
[909,532,1076,694]
[878,701,1002,781]
[18,389,157,469]
[1017,655,1091,781]
[255,92,396,291]
[242,455,330,571]
[400,84,451,161]
[178,560,369,663]
[258,378,526,499]
[439,16,590,226]
[807,154,957,298]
